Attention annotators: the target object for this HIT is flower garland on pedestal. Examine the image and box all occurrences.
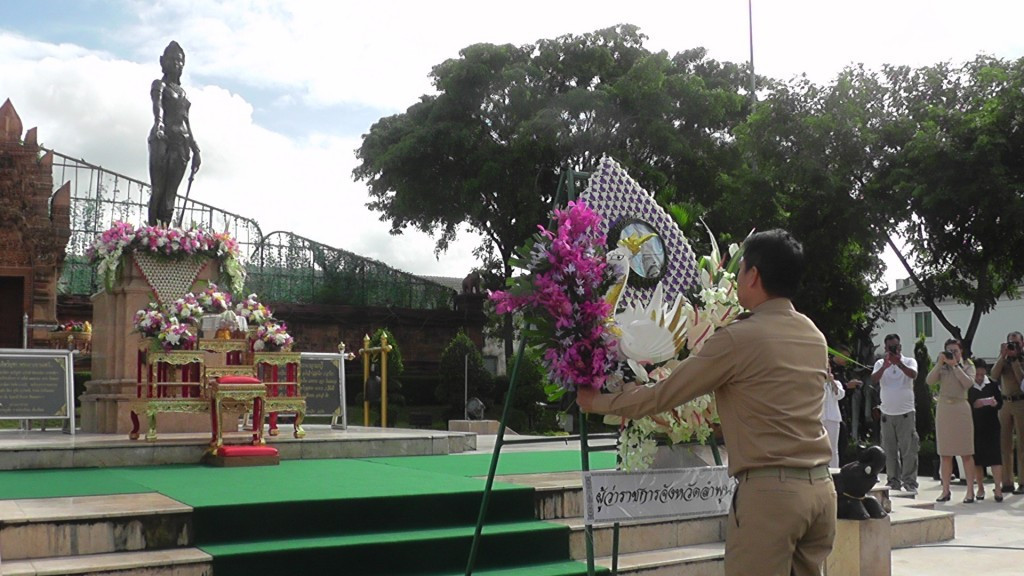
[88,222,246,294]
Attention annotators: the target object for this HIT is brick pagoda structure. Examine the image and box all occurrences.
[0,99,71,349]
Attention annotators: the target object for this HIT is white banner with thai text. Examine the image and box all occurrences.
[582,466,735,525]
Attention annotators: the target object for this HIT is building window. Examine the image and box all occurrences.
[915,311,933,339]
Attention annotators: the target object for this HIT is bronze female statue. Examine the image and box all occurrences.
[148,41,201,227]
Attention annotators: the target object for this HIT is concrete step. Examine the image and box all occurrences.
[888,505,955,549]
[560,502,952,574]
[0,548,211,576]
[596,543,725,576]
[0,493,192,561]
[550,516,726,558]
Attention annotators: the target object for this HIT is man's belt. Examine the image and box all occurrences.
[1005,394,1024,402]
[740,464,831,481]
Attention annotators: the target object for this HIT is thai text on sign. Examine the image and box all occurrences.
[582,466,735,525]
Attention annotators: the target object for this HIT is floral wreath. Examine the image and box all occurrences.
[492,198,745,471]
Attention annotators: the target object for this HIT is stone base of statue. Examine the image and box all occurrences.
[825,517,891,575]
[79,253,230,434]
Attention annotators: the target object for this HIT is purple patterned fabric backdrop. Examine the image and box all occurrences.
[579,156,699,309]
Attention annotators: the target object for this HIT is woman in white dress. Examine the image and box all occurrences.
[823,366,847,468]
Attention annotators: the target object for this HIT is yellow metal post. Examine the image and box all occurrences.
[361,334,370,427]
[379,334,393,428]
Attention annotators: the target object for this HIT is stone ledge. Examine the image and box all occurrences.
[448,419,500,434]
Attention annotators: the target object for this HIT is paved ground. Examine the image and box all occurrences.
[887,475,1024,576]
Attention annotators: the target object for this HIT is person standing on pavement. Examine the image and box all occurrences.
[872,334,920,496]
[577,229,835,576]
[823,363,847,468]
[991,331,1024,494]
[969,359,1004,502]
[927,339,976,503]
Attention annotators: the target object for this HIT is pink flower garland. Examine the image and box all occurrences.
[491,201,617,391]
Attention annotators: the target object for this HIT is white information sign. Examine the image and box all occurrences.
[582,466,736,525]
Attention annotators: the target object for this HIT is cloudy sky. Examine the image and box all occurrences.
[3,1,1023,286]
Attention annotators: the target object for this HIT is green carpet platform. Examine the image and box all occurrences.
[0,451,616,575]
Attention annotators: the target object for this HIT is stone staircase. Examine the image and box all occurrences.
[0,472,953,575]
[508,471,956,575]
[0,494,210,575]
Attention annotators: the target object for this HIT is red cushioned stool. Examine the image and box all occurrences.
[206,375,277,466]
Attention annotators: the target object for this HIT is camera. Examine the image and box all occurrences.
[941,351,954,360]
[1008,341,1020,352]
[887,345,898,355]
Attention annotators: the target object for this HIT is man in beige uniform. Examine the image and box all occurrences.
[579,229,835,576]
[991,331,1024,494]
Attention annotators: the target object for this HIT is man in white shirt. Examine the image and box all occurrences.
[872,334,920,495]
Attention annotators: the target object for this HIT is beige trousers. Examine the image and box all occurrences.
[727,470,836,576]
[999,399,1024,486]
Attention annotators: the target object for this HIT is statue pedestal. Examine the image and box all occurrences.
[80,254,218,434]
[825,517,891,576]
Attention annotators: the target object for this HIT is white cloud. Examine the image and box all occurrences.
[118,1,1024,112]
[0,30,484,279]
[5,0,1024,287]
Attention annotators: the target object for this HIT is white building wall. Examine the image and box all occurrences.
[875,292,1024,363]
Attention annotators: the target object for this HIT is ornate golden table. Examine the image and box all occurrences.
[253,351,306,438]
[209,380,267,450]
[130,348,207,441]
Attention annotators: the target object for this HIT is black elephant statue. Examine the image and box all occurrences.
[835,444,888,520]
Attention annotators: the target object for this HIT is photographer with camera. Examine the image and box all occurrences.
[927,339,976,503]
[872,334,920,495]
[991,331,1024,494]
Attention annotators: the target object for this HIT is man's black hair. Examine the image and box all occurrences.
[741,229,804,299]
[884,333,901,344]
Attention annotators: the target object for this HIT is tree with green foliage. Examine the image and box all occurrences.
[913,335,936,443]
[353,24,750,359]
[712,66,892,346]
[873,56,1024,356]
[436,330,493,415]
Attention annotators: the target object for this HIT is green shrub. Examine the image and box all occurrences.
[491,348,553,433]
[436,331,493,411]
[913,335,935,441]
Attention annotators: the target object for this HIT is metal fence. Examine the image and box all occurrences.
[249,231,454,309]
[49,150,455,309]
